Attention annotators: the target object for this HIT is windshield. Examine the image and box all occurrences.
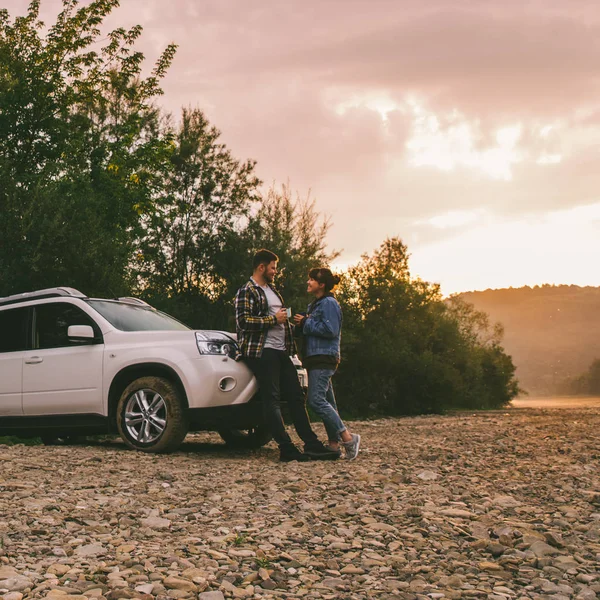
[87,300,190,332]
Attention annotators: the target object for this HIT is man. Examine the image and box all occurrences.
[235,249,338,462]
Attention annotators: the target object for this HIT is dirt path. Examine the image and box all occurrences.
[1,403,599,599]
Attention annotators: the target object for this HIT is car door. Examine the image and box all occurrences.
[22,301,104,416]
[0,306,30,415]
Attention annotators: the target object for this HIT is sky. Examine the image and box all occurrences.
[6,0,600,294]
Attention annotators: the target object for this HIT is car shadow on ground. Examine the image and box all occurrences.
[77,435,275,459]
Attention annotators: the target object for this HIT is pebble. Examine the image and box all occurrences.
[198,593,225,600]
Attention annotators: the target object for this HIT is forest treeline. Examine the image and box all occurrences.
[0,1,519,415]
[561,360,600,396]
[459,285,600,395]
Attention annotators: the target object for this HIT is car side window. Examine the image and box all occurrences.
[35,303,101,350]
[0,307,29,353]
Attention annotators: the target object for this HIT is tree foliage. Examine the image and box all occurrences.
[558,359,600,396]
[246,182,340,312]
[335,238,520,416]
[132,108,261,328]
[0,0,176,296]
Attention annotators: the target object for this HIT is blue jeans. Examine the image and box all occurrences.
[307,368,346,442]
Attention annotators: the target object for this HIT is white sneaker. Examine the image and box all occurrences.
[342,433,361,460]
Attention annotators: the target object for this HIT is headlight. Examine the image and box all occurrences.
[195,332,237,358]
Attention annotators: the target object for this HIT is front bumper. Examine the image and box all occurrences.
[179,355,258,409]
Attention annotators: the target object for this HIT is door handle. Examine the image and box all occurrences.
[25,356,43,364]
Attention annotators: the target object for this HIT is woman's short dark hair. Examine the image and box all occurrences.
[253,249,279,270]
[309,267,341,292]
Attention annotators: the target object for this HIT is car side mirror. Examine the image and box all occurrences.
[68,325,95,341]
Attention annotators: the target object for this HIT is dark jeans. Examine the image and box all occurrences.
[245,348,319,448]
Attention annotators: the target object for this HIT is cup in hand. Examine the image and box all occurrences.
[285,307,292,318]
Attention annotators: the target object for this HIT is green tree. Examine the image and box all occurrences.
[245,181,340,312]
[133,107,261,329]
[587,360,600,394]
[335,238,519,416]
[0,0,176,296]
[560,358,600,395]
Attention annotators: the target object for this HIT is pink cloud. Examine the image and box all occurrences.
[4,0,600,282]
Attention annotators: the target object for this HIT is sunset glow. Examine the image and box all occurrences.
[411,202,600,295]
[406,109,523,181]
[332,92,398,122]
[7,0,599,294]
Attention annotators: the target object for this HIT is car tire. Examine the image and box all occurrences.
[116,376,188,453]
[218,425,272,449]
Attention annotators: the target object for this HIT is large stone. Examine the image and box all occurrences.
[340,565,365,574]
[140,516,171,530]
[1,593,24,600]
[198,593,225,600]
[529,541,561,557]
[46,565,71,576]
[367,522,398,532]
[0,578,33,593]
[74,544,105,557]
[220,580,252,598]
[438,508,475,519]
[478,561,504,572]
[181,568,207,581]
[163,577,196,592]
[576,589,597,600]
[0,569,19,581]
[492,495,522,508]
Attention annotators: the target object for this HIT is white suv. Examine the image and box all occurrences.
[0,287,306,453]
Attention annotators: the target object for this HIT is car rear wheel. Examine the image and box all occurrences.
[218,425,272,449]
[116,376,188,453]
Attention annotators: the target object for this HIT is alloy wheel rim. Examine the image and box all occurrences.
[124,389,167,443]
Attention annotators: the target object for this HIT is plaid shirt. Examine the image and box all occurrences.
[234,278,296,359]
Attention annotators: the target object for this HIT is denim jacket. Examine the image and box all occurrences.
[302,295,342,361]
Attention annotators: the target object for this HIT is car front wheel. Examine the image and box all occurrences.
[116,376,188,453]
[218,425,272,449]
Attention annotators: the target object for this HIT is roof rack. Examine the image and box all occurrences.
[0,287,87,307]
[115,297,151,307]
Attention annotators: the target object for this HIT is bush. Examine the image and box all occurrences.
[334,238,519,417]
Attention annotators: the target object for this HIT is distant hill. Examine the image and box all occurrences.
[457,285,600,395]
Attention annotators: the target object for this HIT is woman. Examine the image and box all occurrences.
[294,268,360,460]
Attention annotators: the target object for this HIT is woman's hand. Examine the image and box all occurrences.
[293,314,305,326]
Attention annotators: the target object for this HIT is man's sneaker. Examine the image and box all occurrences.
[279,444,311,462]
[342,433,361,460]
[303,441,340,460]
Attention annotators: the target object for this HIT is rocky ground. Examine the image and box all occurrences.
[1,401,599,600]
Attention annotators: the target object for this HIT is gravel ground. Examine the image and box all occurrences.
[1,402,599,600]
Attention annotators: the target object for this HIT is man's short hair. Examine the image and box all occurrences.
[253,249,279,270]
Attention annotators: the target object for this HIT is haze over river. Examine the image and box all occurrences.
[511,396,600,409]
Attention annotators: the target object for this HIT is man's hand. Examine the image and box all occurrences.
[275,308,288,324]
[293,314,305,326]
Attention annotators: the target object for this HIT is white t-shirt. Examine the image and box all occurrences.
[260,284,286,351]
